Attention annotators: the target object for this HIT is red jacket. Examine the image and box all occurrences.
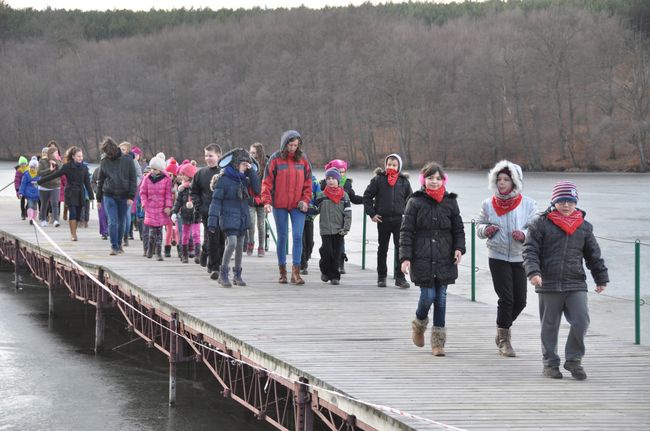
[261,152,312,210]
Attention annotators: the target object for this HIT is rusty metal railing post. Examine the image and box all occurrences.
[14,239,20,290]
[48,256,56,315]
[294,377,313,431]
[95,268,105,353]
[169,312,178,405]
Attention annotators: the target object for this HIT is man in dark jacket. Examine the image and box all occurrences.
[190,143,223,278]
[362,153,412,288]
[523,181,608,380]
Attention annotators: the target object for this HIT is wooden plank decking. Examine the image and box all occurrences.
[1,199,649,430]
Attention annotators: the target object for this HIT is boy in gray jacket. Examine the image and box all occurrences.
[314,168,352,285]
[523,181,608,380]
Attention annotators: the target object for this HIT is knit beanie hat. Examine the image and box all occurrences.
[178,163,197,179]
[324,159,347,171]
[149,156,166,172]
[325,167,341,183]
[18,156,28,165]
[29,156,39,169]
[131,146,142,156]
[385,153,403,172]
[166,157,178,175]
[551,181,578,205]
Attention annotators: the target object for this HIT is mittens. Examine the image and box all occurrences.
[512,230,525,242]
[484,225,499,238]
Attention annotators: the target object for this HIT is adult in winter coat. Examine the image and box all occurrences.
[523,181,608,380]
[261,130,312,285]
[400,162,465,357]
[96,137,138,255]
[476,160,538,357]
[38,146,94,241]
[207,148,261,287]
[363,153,413,288]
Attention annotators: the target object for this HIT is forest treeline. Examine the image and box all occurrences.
[1,0,649,171]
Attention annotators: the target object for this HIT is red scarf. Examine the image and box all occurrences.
[492,194,523,216]
[547,210,584,235]
[386,168,399,187]
[425,186,446,203]
[324,185,344,204]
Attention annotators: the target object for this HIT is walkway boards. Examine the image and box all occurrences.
[1,205,649,430]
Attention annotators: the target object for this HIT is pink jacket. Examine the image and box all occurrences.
[140,172,173,227]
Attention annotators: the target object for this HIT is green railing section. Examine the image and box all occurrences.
[636,240,641,345]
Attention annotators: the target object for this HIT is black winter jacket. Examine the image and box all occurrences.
[173,186,199,224]
[523,208,609,293]
[39,162,94,207]
[363,168,412,221]
[96,154,137,201]
[190,166,220,218]
[399,190,466,286]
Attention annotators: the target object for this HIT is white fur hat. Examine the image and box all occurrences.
[488,160,523,192]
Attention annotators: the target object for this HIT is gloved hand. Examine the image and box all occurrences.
[484,225,500,238]
[207,226,216,234]
[338,229,348,236]
[186,201,193,209]
[512,230,525,242]
[171,213,177,223]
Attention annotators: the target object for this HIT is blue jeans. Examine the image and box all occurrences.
[103,196,128,251]
[415,280,448,327]
[272,208,306,266]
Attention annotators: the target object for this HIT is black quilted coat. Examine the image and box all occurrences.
[399,189,466,286]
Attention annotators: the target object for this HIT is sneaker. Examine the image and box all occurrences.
[117,247,125,254]
[543,366,563,379]
[257,247,265,257]
[330,279,340,285]
[320,273,329,283]
[101,234,108,240]
[123,237,129,246]
[564,361,587,380]
[53,221,60,227]
[109,249,118,256]
[40,220,48,227]
[395,278,410,289]
[210,271,220,280]
[377,278,387,288]
[300,268,309,275]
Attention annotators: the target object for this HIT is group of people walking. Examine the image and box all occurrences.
[14,132,609,380]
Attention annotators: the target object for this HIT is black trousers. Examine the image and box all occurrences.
[489,258,527,328]
[377,217,404,280]
[20,196,27,218]
[301,219,315,268]
[320,234,343,281]
[202,218,225,272]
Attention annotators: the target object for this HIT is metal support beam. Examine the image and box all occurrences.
[169,312,178,405]
[14,239,20,290]
[295,377,313,431]
[48,256,55,316]
[94,269,105,353]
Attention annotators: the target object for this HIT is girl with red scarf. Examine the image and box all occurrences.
[314,168,352,285]
[476,160,538,357]
[400,162,465,357]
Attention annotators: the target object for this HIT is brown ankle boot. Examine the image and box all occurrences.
[411,318,429,348]
[278,265,288,284]
[290,264,305,285]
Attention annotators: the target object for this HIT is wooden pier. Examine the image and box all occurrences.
[1,201,649,430]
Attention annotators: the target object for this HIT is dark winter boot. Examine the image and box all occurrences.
[180,245,189,263]
[300,261,309,275]
[188,242,195,258]
[156,245,163,261]
[194,242,202,264]
[564,360,587,380]
[496,327,516,357]
[164,245,171,258]
[199,246,208,267]
[543,366,563,379]
[412,318,429,348]
[210,265,221,281]
[146,237,154,258]
[232,267,246,286]
[176,244,182,259]
[219,266,232,288]
[339,253,347,274]
[431,327,446,357]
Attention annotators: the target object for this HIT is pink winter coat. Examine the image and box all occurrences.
[140,172,173,227]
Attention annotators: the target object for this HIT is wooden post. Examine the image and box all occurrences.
[94,269,106,353]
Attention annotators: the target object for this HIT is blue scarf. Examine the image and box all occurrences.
[224,165,247,182]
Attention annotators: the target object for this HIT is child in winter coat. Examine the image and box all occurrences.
[477,160,538,357]
[400,162,465,357]
[172,163,202,264]
[314,168,352,285]
[140,155,174,261]
[320,159,363,274]
[18,157,41,224]
[207,148,261,287]
[523,181,608,380]
[15,156,29,220]
[300,172,321,275]
[363,153,413,288]
[164,158,179,257]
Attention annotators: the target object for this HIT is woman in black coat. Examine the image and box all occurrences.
[39,146,94,241]
[399,162,465,357]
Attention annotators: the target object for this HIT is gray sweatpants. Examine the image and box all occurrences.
[538,291,590,367]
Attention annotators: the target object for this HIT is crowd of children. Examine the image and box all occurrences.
[13,136,610,379]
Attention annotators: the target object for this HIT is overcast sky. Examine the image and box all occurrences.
[7,0,438,11]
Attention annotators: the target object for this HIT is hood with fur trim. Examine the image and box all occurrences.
[488,160,523,193]
[373,167,410,178]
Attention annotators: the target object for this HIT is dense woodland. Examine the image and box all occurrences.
[1,0,649,171]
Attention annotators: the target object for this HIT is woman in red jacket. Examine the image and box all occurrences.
[261,130,312,285]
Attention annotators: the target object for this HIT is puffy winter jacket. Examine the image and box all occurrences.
[314,191,352,235]
[207,167,261,236]
[476,195,538,262]
[39,162,94,207]
[363,168,412,222]
[14,166,27,194]
[399,190,466,286]
[140,172,173,227]
[261,152,312,210]
[96,153,137,201]
[19,171,40,201]
[173,185,199,224]
[523,208,609,293]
